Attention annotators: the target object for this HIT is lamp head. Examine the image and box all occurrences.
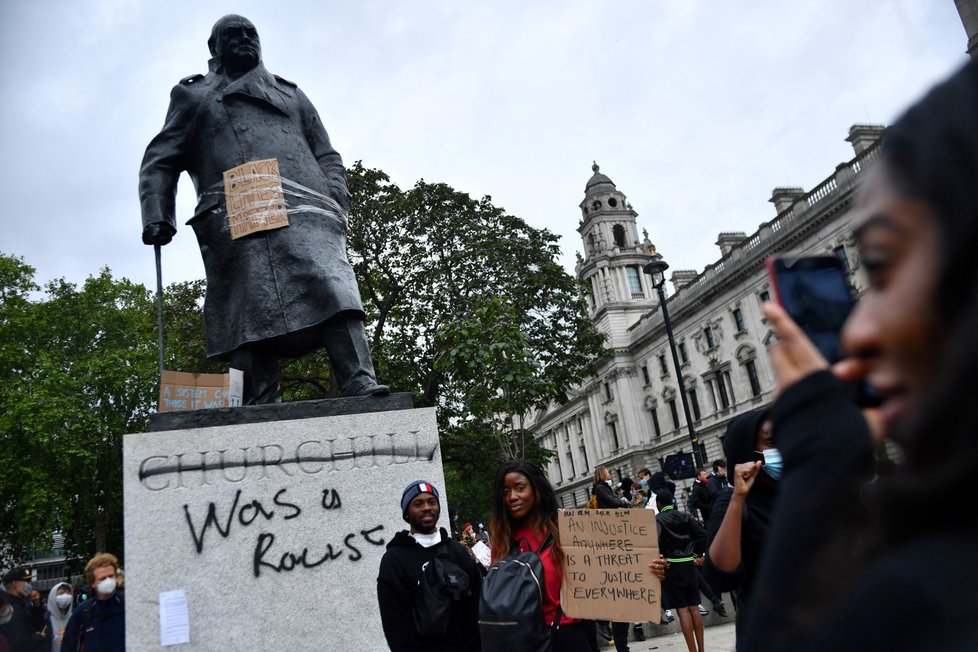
[643,255,669,289]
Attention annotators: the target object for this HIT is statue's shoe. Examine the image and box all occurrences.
[346,382,391,397]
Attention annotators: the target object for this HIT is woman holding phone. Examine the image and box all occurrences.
[742,60,978,650]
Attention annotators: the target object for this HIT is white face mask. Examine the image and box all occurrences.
[55,594,73,609]
[21,582,32,598]
[96,577,116,596]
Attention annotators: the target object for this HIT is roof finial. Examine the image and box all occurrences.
[592,161,599,173]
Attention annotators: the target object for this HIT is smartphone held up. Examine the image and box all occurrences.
[765,255,854,363]
[765,254,880,406]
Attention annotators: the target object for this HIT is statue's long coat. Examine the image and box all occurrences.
[139,62,363,360]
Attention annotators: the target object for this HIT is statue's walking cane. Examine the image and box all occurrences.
[154,243,165,376]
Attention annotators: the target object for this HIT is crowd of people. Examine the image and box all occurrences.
[0,554,124,651]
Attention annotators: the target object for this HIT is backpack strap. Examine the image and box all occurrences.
[511,532,555,556]
[536,533,554,554]
[550,604,563,632]
[545,605,564,652]
[434,539,453,560]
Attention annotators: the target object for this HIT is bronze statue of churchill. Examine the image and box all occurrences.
[139,15,387,403]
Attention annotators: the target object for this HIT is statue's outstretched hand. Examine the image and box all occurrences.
[142,222,176,246]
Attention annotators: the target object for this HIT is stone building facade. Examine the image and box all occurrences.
[529,125,885,509]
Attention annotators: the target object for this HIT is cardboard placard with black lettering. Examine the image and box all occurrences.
[123,407,443,651]
[223,157,289,239]
[558,508,660,622]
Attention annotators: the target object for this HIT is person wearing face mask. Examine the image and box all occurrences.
[44,584,73,652]
[701,410,776,645]
[0,566,44,651]
[741,59,978,651]
[636,469,659,514]
[60,554,124,652]
[591,466,628,509]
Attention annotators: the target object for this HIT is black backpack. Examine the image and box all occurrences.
[413,544,473,638]
[479,535,562,652]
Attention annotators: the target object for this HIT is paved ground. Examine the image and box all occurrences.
[602,621,737,651]
[597,606,738,652]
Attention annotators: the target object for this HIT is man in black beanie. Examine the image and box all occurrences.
[377,481,482,651]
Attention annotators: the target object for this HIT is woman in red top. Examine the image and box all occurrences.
[488,460,590,650]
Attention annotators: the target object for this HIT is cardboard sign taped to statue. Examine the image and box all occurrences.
[224,158,289,239]
[559,508,661,622]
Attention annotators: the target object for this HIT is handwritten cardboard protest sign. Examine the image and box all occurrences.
[559,508,660,622]
[223,158,289,239]
[158,369,243,412]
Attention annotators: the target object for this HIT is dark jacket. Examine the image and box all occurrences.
[688,480,715,522]
[139,61,362,360]
[740,371,978,651]
[591,481,624,509]
[703,408,777,618]
[60,592,124,652]
[656,506,706,560]
[706,472,728,494]
[377,528,481,652]
[0,592,43,652]
[649,472,676,496]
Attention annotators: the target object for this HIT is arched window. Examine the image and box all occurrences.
[613,224,626,247]
[736,344,763,397]
[644,396,662,438]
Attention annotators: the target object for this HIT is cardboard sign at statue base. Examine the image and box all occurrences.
[558,508,661,622]
[158,369,243,412]
[123,406,443,650]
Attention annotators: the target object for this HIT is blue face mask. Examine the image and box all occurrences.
[760,448,783,481]
[639,478,649,489]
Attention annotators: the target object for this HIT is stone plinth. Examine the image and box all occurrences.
[123,404,443,651]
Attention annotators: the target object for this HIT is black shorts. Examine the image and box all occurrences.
[662,560,699,609]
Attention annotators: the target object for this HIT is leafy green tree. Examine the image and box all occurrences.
[0,255,157,561]
[345,163,609,524]
[0,255,40,566]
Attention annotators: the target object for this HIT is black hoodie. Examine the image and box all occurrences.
[703,409,776,610]
[377,527,482,652]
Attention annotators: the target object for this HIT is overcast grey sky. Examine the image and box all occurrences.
[0,1,969,292]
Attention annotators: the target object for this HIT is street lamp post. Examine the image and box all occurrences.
[643,253,704,468]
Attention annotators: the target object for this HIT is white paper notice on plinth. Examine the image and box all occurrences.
[159,590,190,646]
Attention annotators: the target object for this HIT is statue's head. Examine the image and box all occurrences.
[208,14,261,75]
